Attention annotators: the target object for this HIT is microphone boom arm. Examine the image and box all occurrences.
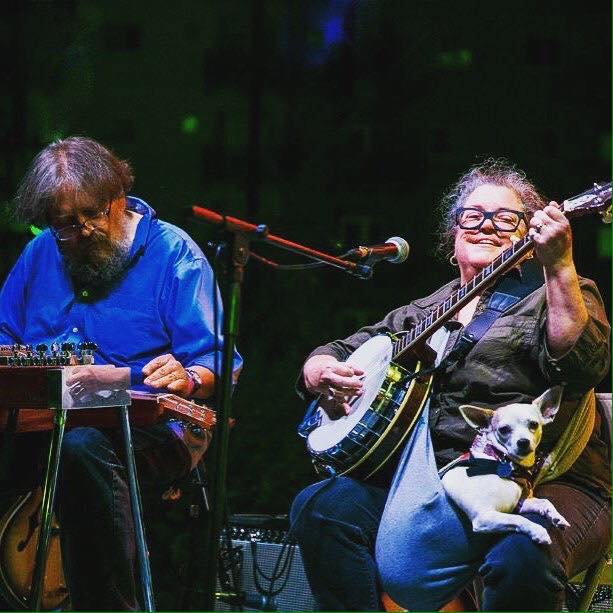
[191,205,373,279]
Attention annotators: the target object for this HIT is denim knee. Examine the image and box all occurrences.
[481,533,563,586]
[480,529,566,610]
[290,477,388,611]
[61,427,114,475]
[290,477,386,548]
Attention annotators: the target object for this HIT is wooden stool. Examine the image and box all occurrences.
[382,587,478,612]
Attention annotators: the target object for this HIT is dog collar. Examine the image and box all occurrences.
[454,451,537,509]
[455,452,515,478]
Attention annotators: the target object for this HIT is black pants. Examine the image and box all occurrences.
[1,423,195,611]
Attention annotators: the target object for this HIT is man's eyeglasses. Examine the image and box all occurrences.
[455,208,526,232]
[50,203,112,241]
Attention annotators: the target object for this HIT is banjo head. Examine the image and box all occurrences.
[307,335,394,453]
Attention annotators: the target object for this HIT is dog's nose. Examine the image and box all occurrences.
[517,438,531,452]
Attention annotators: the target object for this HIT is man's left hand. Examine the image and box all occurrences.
[142,354,191,395]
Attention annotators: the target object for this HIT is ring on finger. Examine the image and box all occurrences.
[326,387,346,401]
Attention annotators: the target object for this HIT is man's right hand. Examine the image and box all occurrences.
[303,355,364,418]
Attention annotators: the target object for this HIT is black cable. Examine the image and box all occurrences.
[248,470,338,607]
[249,249,358,271]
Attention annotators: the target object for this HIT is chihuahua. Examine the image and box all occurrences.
[441,386,570,545]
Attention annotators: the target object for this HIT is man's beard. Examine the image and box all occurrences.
[63,231,131,289]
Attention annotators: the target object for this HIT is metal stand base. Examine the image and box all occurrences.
[118,404,156,612]
[29,405,156,611]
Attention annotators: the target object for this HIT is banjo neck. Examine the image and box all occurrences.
[391,180,612,363]
[391,233,534,362]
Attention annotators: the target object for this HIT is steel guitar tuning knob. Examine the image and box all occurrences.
[78,341,97,364]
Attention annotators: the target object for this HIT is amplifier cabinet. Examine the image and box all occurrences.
[216,522,316,612]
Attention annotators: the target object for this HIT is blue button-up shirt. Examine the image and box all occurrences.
[0,197,242,390]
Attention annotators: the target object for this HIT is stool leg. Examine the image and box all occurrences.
[575,556,607,612]
[30,407,67,611]
[118,405,156,612]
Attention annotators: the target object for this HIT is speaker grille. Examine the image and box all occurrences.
[564,584,612,612]
[216,524,316,612]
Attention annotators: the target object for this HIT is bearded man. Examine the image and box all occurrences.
[0,137,242,610]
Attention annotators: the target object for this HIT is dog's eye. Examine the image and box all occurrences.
[528,420,539,430]
[499,425,512,436]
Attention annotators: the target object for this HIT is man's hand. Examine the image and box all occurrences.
[142,354,192,396]
[65,365,129,400]
[303,355,364,418]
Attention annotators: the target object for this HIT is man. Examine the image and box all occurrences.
[0,136,242,610]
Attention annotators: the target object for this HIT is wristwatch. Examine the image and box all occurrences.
[185,367,202,396]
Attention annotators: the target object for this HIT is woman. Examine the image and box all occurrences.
[290,160,610,611]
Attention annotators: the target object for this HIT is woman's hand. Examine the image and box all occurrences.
[529,203,574,272]
[303,355,364,418]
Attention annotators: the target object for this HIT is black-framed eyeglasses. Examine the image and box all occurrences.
[455,207,526,232]
[50,202,112,241]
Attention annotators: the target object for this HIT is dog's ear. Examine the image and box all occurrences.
[532,386,564,423]
[458,405,494,430]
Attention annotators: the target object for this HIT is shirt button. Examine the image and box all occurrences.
[72,327,79,333]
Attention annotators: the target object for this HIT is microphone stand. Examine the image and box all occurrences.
[189,206,372,611]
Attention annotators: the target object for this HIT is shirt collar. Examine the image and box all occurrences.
[126,196,156,260]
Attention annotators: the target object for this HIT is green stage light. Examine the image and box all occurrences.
[599,132,611,162]
[29,225,43,236]
[598,226,611,258]
[41,129,64,143]
[181,115,199,134]
[437,49,472,69]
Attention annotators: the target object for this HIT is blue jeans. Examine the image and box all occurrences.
[290,409,611,611]
[2,423,194,611]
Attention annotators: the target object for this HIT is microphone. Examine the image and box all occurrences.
[347,236,410,264]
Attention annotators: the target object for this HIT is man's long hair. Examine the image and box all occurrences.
[14,136,134,225]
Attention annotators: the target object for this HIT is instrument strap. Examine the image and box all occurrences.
[440,259,544,372]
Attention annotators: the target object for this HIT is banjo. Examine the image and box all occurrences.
[298,182,612,481]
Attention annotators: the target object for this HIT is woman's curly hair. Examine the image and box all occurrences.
[435,158,547,260]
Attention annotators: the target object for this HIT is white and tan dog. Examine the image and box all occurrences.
[441,386,570,544]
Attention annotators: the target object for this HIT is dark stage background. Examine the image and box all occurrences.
[1,1,610,519]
